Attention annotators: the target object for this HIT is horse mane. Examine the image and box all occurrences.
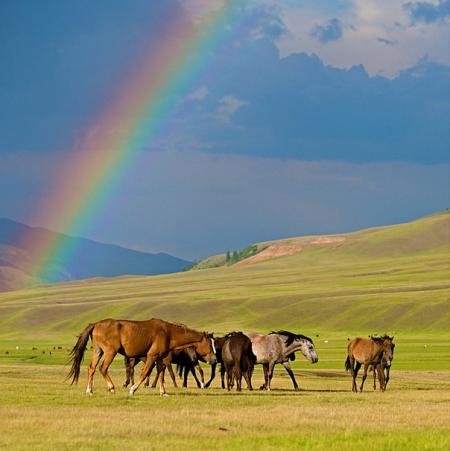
[270,330,313,346]
[224,331,242,339]
[370,334,393,342]
[163,320,211,337]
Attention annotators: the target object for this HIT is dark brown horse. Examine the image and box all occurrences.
[67,318,216,396]
[123,347,205,389]
[345,335,395,392]
[175,351,206,388]
[222,332,256,391]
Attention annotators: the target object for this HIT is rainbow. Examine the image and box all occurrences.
[23,1,242,284]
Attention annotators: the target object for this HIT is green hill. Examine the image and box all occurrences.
[0,211,448,341]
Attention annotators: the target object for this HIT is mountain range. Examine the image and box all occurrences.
[0,218,191,291]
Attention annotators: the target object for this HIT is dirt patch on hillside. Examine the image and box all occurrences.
[234,236,345,267]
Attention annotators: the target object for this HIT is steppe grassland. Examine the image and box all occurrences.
[0,212,449,449]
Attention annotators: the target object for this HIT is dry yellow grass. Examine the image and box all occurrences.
[0,363,449,450]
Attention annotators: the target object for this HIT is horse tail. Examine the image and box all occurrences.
[67,323,96,384]
[345,355,351,372]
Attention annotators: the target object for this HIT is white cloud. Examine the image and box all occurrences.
[215,95,248,122]
[186,85,209,101]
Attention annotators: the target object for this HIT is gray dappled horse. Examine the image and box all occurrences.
[245,330,319,390]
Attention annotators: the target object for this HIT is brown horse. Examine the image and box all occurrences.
[222,332,256,391]
[345,335,395,392]
[67,318,216,396]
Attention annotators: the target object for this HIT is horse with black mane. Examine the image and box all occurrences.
[67,318,216,396]
[345,335,395,392]
[222,332,256,391]
[245,330,319,391]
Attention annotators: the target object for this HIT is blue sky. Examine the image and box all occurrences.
[0,0,449,259]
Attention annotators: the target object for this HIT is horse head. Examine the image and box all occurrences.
[297,335,319,364]
[271,330,319,364]
[380,335,395,366]
[193,332,217,365]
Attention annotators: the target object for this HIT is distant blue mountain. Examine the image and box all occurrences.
[0,218,191,290]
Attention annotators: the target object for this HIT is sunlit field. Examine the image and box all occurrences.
[0,334,449,450]
[0,212,449,449]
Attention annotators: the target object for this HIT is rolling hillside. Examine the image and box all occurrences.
[0,211,448,341]
[0,218,191,291]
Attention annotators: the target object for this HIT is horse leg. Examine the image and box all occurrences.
[167,363,178,388]
[282,361,299,391]
[86,344,103,395]
[234,366,242,392]
[348,357,359,392]
[225,363,232,391]
[123,356,131,388]
[373,365,377,390]
[360,364,369,392]
[129,352,159,396]
[266,362,275,391]
[99,350,117,394]
[183,366,189,388]
[260,363,269,390]
[195,363,205,388]
[220,363,226,389]
[204,361,216,388]
[151,362,160,388]
[156,358,168,396]
[384,366,390,389]
[377,365,386,392]
[242,368,253,391]
[190,366,201,388]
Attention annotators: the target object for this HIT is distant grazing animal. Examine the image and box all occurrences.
[204,336,227,388]
[67,318,216,396]
[123,346,204,389]
[345,335,395,392]
[245,330,319,391]
[221,332,256,391]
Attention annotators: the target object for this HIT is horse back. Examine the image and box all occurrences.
[348,337,381,364]
[92,318,165,357]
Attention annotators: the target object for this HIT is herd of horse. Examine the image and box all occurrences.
[67,317,395,396]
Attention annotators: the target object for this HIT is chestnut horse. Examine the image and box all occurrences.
[67,318,216,396]
[345,335,395,392]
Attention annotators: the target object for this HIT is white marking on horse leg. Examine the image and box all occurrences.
[211,338,217,355]
[200,382,205,389]
[129,384,138,396]
[86,386,93,396]
[107,382,115,394]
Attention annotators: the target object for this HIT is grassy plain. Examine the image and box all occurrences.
[0,212,449,449]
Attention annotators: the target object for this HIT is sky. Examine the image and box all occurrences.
[0,0,449,260]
